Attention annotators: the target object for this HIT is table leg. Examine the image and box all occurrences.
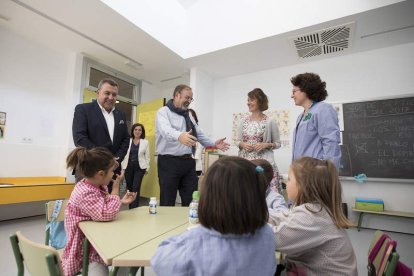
[82,238,90,276]
[109,267,119,276]
[357,213,364,232]
[128,267,139,275]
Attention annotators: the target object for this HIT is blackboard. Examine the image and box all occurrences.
[339,96,414,179]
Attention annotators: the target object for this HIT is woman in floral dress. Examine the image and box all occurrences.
[235,88,282,191]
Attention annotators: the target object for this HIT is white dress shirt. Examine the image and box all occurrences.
[155,106,215,156]
[97,101,115,142]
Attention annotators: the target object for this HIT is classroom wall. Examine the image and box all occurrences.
[0,26,75,177]
[210,42,414,212]
[211,42,414,175]
[203,42,414,268]
[141,82,164,103]
[0,27,166,219]
[0,26,166,178]
[190,68,215,136]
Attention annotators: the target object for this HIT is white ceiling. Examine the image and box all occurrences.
[1,0,414,89]
[99,0,403,58]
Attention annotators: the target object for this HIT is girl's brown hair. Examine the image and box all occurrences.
[291,157,353,228]
[198,156,269,235]
[66,147,115,178]
[251,159,273,184]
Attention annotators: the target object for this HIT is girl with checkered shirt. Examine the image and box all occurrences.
[62,147,136,276]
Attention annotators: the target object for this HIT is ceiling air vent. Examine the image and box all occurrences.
[290,22,355,59]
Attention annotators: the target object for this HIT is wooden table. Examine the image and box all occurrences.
[0,177,74,204]
[110,224,189,275]
[79,207,188,275]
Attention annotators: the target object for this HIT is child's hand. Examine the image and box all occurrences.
[121,190,137,205]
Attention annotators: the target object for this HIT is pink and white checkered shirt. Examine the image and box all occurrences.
[62,179,122,276]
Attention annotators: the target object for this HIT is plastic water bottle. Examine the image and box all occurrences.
[188,191,200,226]
[149,197,157,214]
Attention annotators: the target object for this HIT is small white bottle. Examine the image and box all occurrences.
[149,197,157,214]
[188,191,200,226]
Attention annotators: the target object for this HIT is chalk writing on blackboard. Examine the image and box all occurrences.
[340,97,414,179]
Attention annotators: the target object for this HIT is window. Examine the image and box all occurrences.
[82,58,142,131]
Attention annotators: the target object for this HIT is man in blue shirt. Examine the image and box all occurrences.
[156,84,229,206]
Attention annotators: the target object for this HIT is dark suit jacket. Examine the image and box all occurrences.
[72,101,130,163]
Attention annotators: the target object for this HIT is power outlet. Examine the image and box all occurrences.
[22,137,33,143]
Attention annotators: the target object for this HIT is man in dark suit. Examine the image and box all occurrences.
[72,78,130,192]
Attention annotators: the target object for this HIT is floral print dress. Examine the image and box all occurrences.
[238,115,280,191]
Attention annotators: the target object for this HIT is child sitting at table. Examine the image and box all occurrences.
[268,157,357,275]
[251,159,287,213]
[151,156,277,275]
[62,147,136,276]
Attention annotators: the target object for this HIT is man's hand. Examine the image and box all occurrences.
[113,169,125,185]
[178,130,197,147]
[110,170,125,196]
[114,157,120,171]
[215,138,230,151]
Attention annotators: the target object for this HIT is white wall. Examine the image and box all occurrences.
[0,26,75,177]
[210,42,414,213]
[211,42,414,175]
[0,27,164,178]
[190,68,214,136]
[204,42,414,271]
[141,81,164,102]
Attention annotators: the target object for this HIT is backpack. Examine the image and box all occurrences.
[45,200,67,249]
[368,230,413,276]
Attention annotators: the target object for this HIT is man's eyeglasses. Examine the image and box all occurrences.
[183,95,194,102]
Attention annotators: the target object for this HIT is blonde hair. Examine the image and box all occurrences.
[291,157,353,228]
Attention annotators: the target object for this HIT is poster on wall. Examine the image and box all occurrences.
[232,110,290,148]
[0,112,6,139]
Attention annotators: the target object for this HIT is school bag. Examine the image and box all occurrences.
[45,199,67,249]
[368,230,413,276]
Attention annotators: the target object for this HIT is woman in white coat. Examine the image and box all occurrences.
[121,123,150,209]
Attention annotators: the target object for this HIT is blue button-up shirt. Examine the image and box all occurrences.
[292,101,341,168]
[155,106,215,155]
[151,224,277,276]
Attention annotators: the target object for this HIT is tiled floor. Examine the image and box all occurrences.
[0,201,157,276]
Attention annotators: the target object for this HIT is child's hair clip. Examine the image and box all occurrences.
[255,166,264,173]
